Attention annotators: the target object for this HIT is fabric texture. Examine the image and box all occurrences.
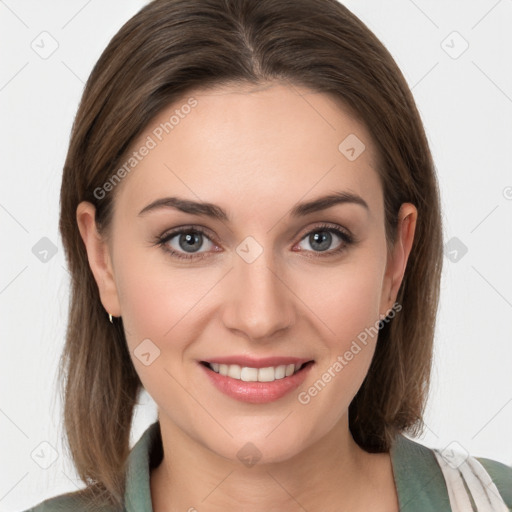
[432,449,509,512]
[22,420,512,511]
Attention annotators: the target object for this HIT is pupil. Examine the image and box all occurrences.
[311,231,331,251]
[180,232,202,252]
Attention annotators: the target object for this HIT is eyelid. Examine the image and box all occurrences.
[294,221,353,243]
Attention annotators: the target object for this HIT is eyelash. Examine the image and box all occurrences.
[154,223,355,261]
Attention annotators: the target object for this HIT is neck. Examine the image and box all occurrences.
[150,413,398,511]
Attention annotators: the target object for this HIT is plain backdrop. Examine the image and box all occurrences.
[1,0,511,510]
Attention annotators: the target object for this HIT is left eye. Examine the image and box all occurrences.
[296,227,350,254]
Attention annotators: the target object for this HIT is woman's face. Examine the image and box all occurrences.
[79,82,415,463]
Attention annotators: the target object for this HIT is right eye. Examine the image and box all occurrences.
[156,226,220,260]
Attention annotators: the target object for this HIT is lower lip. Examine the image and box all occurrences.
[200,362,314,404]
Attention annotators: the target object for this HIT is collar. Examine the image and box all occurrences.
[123,421,451,511]
[123,421,161,512]
[390,431,452,511]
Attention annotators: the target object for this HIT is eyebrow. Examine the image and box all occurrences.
[138,191,369,220]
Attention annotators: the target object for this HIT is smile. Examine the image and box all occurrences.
[199,358,315,403]
[204,362,308,382]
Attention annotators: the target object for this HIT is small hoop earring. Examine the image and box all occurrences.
[109,313,113,324]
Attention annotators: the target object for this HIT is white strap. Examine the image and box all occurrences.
[433,449,509,512]
[434,450,474,511]
[466,456,510,512]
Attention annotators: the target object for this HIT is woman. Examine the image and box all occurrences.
[22,0,512,510]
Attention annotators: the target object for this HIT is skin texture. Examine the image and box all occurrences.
[77,82,417,511]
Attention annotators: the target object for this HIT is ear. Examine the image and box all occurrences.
[76,201,121,317]
[379,203,417,317]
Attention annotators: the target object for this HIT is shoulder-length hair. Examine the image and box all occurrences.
[58,0,442,507]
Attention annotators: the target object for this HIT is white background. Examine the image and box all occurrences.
[1,0,511,510]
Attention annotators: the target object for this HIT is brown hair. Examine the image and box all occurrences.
[58,0,443,507]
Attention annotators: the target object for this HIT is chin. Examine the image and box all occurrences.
[204,421,320,468]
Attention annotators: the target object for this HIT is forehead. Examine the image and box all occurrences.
[113,82,382,221]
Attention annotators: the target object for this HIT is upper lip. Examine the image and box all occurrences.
[201,356,314,368]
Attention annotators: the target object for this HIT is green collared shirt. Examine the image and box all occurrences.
[24,421,512,511]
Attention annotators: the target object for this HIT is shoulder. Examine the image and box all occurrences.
[21,421,161,512]
[476,456,512,509]
[20,489,119,512]
[392,433,512,510]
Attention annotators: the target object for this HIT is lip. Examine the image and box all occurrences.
[199,359,314,404]
[202,355,312,368]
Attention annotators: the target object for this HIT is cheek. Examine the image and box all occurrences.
[293,258,386,428]
[114,244,223,355]
[299,250,386,346]
[114,254,209,408]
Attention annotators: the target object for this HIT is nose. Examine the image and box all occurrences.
[221,246,295,342]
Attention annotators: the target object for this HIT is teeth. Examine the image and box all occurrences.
[208,362,305,382]
[285,363,295,377]
[257,367,275,382]
[227,364,241,379]
[274,365,286,379]
[241,367,258,381]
